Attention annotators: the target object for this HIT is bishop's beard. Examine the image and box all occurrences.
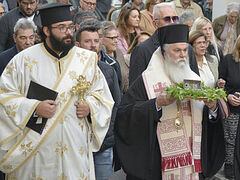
[164,53,194,84]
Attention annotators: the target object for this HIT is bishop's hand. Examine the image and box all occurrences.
[156,92,176,109]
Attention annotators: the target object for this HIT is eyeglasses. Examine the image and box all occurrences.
[82,0,96,7]
[0,12,5,15]
[156,16,179,23]
[105,36,118,40]
[51,25,75,33]
[20,1,36,6]
[194,41,207,46]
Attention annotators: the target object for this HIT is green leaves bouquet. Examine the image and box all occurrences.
[166,82,227,101]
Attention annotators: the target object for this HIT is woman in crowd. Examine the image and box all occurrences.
[189,30,219,88]
[120,31,151,93]
[0,3,5,19]
[139,0,161,34]
[116,5,141,54]
[191,16,224,62]
[219,35,240,179]
[212,2,240,55]
[102,21,118,58]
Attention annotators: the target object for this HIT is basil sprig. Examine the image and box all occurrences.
[166,82,227,101]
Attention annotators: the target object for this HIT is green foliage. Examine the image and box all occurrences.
[165,82,227,101]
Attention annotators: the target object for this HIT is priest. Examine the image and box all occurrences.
[0,3,113,180]
[115,24,225,180]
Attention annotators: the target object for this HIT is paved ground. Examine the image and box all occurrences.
[109,165,234,180]
[213,165,234,180]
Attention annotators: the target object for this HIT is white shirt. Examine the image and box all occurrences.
[198,56,215,88]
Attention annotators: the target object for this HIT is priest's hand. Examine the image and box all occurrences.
[75,102,90,118]
[156,92,176,109]
[35,100,57,118]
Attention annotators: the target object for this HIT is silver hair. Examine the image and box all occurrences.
[101,21,117,37]
[14,18,37,35]
[162,44,171,54]
[179,11,196,24]
[226,2,240,15]
[153,2,176,20]
[73,10,97,25]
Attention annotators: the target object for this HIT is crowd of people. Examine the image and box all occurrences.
[0,0,239,180]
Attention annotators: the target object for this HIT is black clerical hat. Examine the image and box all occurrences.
[158,24,189,47]
[38,3,72,26]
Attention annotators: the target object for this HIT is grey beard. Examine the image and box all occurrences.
[164,54,193,84]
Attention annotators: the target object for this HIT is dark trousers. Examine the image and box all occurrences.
[0,171,4,180]
[126,175,144,180]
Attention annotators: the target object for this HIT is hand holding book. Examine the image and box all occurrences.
[26,81,58,134]
[35,100,57,118]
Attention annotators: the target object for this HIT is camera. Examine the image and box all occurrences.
[234,93,240,98]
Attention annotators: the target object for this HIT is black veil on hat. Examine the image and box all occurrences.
[158,24,189,48]
[38,3,72,26]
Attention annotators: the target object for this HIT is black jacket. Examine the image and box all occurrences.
[98,61,121,151]
[129,28,199,85]
[0,7,40,52]
[207,43,224,62]
[0,45,18,76]
[96,0,112,18]
[100,50,122,91]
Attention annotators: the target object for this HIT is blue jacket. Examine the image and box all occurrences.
[0,45,18,76]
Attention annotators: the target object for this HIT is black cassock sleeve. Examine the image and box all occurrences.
[200,104,225,178]
[115,76,162,180]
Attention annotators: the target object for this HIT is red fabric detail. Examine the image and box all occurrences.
[149,13,153,20]
[194,159,202,172]
[161,152,192,171]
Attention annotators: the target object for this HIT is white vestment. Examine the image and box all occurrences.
[0,43,114,180]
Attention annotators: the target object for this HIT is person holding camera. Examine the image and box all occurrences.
[219,35,240,179]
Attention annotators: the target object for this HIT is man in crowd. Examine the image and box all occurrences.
[129,2,198,85]
[0,18,36,75]
[0,3,114,179]
[75,20,121,180]
[179,11,196,31]
[0,0,40,52]
[115,24,225,180]
[173,0,203,18]
[198,0,213,21]
[79,0,105,21]
[76,19,122,89]
[73,10,97,31]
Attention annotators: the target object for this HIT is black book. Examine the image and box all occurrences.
[26,81,58,134]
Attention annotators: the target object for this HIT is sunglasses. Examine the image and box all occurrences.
[161,16,179,23]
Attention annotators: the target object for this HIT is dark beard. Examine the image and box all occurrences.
[49,30,74,52]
